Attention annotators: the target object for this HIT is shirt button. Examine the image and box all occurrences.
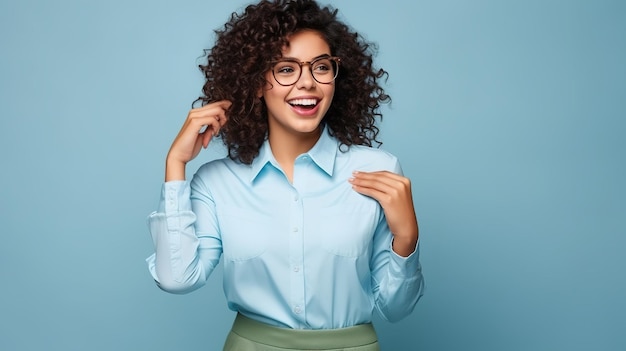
[293,266,300,272]
[294,306,302,314]
[293,194,299,201]
[292,227,299,233]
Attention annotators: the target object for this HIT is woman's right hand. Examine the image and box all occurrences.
[165,100,232,181]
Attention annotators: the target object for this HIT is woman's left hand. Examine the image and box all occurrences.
[349,171,418,257]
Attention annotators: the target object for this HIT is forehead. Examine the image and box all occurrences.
[281,30,331,59]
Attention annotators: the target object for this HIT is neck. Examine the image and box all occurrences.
[268,127,322,182]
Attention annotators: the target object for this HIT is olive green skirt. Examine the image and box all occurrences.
[223,314,380,351]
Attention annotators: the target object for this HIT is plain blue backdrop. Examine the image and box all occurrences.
[1,0,624,350]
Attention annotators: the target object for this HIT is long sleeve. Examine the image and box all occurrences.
[146,179,222,294]
[369,159,425,322]
[370,215,425,322]
[144,129,424,328]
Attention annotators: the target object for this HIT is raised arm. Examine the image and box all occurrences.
[146,101,230,293]
[165,100,231,181]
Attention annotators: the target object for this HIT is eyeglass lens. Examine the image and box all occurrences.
[272,57,339,86]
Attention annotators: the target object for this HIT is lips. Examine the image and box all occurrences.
[288,97,321,116]
[288,98,318,106]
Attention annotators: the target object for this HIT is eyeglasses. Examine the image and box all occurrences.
[271,56,341,86]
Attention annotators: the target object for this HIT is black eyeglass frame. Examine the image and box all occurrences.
[270,56,341,86]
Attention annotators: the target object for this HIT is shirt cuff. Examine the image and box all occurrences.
[158,180,191,213]
[388,239,421,277]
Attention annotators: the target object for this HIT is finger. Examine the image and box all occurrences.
[199,118,223,148]
[188,109,227,126]
[192,100,232,121]
[353,171,411,194]
[193,99,232,111]
[351,183,390,203]
[196,116,223,134]
[188,110,228,138]
[184,114,222,135]
[350,178,396,197]
[202,128,212,148]
[188,100,231,121]
[197,99,232,111]
[352,170,407,185]
[350,174,402,193]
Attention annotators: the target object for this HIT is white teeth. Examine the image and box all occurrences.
[289,98,318,106]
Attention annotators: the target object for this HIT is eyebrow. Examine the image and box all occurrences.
[279,53,331,62]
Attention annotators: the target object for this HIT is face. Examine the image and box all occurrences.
[261,30,335,142]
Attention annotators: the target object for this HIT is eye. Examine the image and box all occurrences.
[313,59,333,74]
[274,61,299,75]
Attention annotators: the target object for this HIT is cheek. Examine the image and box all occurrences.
[262,85,280,103]
[324,85,336,105]
[262,80,293,102]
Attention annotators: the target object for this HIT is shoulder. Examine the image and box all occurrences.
[195,156,237,173]
[191,157,249,188]
[338,144,402,174]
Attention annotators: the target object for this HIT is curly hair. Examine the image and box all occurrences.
[196,0,390,164]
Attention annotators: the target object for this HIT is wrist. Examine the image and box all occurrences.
[391,234,418,257]
[165,157,187,182]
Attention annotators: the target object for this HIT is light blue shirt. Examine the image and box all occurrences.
[146,127,424,329]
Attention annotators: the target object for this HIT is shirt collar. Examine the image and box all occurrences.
[249,125,338,183]
[306,125,337,177]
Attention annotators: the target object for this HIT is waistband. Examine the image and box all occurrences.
[230,313,378,349]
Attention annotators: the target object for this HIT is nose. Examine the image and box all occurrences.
[295,64,316,90]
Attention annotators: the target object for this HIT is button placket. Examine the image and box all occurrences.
[288,187,305,320]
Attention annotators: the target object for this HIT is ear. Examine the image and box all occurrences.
[257,76,271,98]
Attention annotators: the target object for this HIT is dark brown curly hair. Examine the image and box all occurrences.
[195,0,390,164]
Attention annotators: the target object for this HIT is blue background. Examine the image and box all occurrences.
[1,0,624,350]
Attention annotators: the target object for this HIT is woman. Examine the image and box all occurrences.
[146,0,424,349]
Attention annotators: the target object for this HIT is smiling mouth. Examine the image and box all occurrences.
[288,98,319,110]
